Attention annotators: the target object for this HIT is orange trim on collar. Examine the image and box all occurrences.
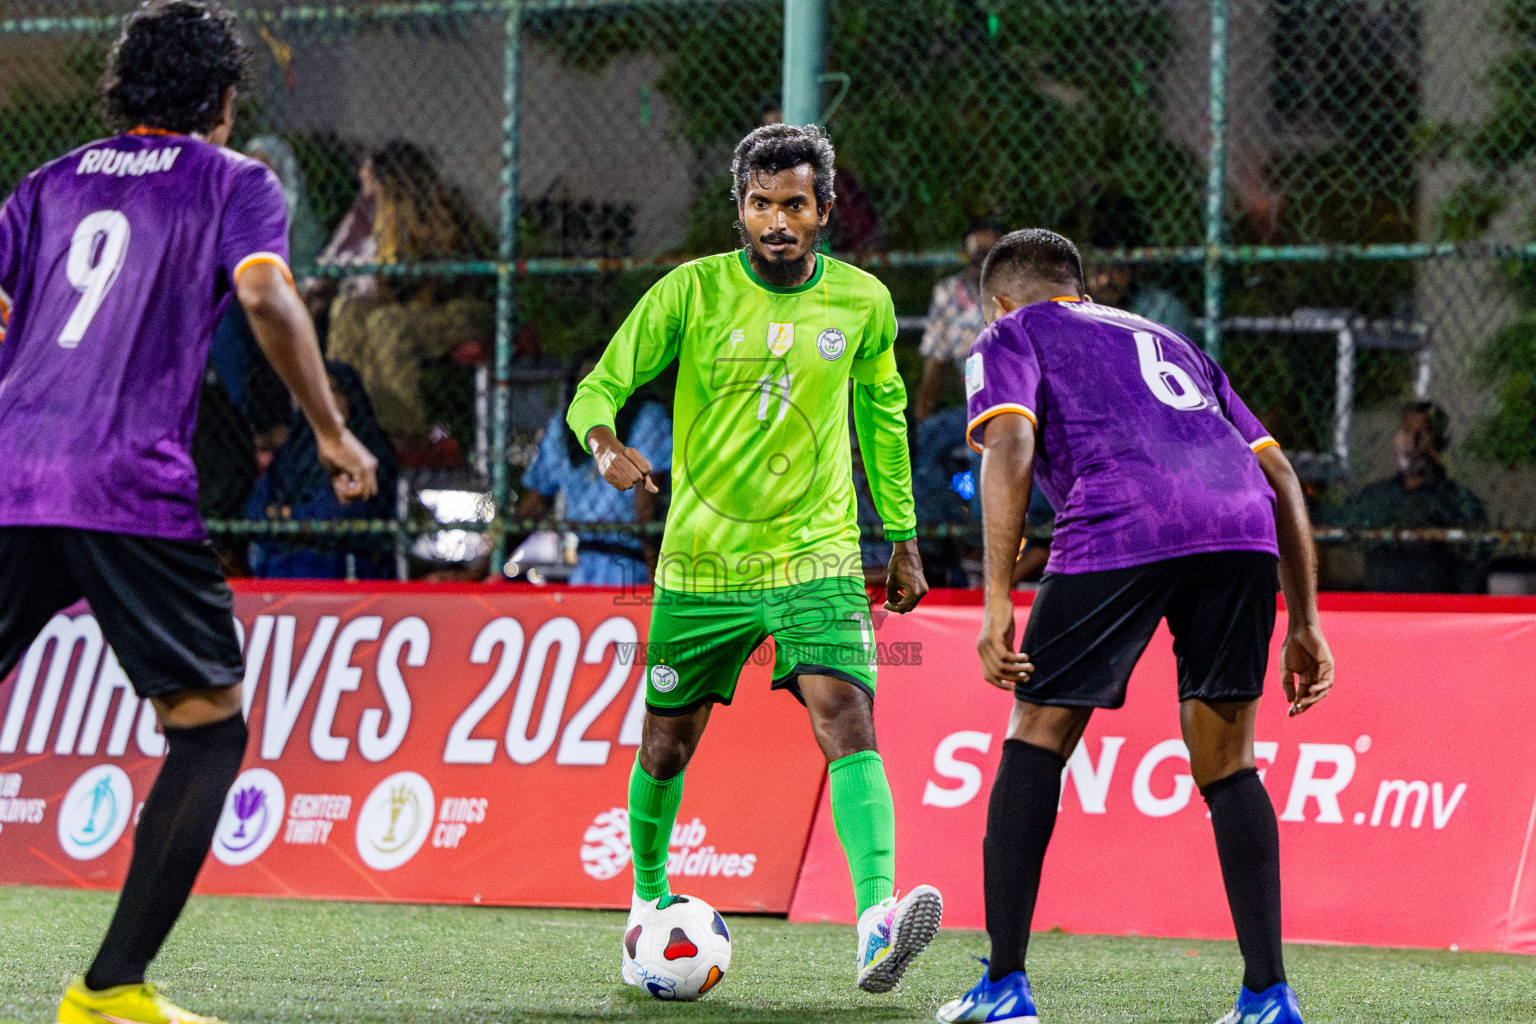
[128,126,182,137]
[1050,296,1082,302]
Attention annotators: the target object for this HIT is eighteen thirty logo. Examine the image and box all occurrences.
[356,771,434,870]
[58,765,133,861]
[212,768,286,866]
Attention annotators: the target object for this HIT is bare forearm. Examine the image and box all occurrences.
[980,419,1035,603]
[916,358,944,420]
[1260,447,1319,627]
[240,270,345,442]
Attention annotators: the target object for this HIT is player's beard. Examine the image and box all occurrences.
[738,220,821,287]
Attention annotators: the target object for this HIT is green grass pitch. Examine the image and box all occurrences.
[3,885,1535,1023]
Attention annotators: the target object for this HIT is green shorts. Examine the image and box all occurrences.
[643,576,878,716]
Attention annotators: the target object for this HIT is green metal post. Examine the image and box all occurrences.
[1203,0,1228,360]
[782,0,825,126]
[491,2,523,574]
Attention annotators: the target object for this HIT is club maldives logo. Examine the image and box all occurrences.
[58,765,133,861]
[356,772,435,871]
[212,769,286,866]
[581,807,632,880]
[579,809,757,882]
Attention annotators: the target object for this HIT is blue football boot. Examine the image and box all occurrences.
[1214,982,1304,1024]
[936,962,1038,1023]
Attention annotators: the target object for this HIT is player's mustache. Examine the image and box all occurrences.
[759,231,798,247]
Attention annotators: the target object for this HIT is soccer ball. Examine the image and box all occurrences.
[625,895,732,1000]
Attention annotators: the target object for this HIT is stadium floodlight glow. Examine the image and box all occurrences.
[418,489,494,525]
[413,489,494,564]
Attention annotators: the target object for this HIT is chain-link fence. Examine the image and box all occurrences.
[2,0,1534,590]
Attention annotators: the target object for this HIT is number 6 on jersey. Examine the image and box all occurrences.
[59,210,130,348]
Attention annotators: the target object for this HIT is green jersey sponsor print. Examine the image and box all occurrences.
[569,250,916,592]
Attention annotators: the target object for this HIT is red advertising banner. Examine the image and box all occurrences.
[0,584,828,912]
[789,594,1536,953]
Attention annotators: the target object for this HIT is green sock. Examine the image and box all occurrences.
[628,755,683,902]
[829,749,897,917]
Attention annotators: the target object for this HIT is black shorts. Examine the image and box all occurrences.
[1018,550,1279,708]
[0,527,244,699]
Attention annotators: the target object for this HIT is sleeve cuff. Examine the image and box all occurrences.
[966,403,1038,453]
[883,527,917,542]
[233,251,294,287]
[1250,437,1280,454]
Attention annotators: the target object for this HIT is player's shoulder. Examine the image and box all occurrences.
[973,305,1033,354]
[670,251,739,281]
[818,253,890,296]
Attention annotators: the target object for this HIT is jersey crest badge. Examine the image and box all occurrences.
[965,352,985,398]
[649,664,679,693]
[816,328,847,360]
[767,322,794,356]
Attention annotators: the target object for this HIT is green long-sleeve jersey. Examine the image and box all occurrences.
[567,249,916,593]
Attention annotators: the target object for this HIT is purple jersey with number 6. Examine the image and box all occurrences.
[0,132,290,541]
[966,298,1279,575]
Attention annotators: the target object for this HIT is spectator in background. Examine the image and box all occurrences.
[1331,401,1488,593]
[916,223,999,422]
[246,362,398,579]
[907,224,1000,583]
[1087,261,1196,339]
[517,355,672,585]
[302,149,378,345]
[327,141,494,460]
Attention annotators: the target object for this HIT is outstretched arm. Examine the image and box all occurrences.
[1257,445,1334,716]
[238,262,377,503]
[977,413,1035,689]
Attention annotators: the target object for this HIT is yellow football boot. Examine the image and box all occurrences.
[57,978,229,1024]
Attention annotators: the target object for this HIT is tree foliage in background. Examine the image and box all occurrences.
[1437,0,1536,468]
[533,0,1204,256]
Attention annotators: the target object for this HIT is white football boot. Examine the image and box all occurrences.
[622,892,659,987]
[622,891,690,988]
[856,884,945,992]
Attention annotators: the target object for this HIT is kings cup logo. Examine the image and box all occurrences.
[356,772,435,871]
[767,322,794,356]
[213,768,286,866]
[58,765,133,861]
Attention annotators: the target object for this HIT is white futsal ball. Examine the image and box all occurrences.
[625,895,733,1000]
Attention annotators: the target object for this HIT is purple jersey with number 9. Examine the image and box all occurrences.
[0,131,290,541]
[965,298,1279,575]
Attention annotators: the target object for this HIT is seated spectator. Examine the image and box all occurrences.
[518,357,671,586]
[302,149,378,345]
[246,363,399,579]
[1330,401,1488,593]
[916,222,1000,422]
[1088,262,1195,339]
[326,141,494,460]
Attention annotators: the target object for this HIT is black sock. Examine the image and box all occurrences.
[1202,767,1286,993]
[84,712,248,991]
[984,739,1065,983]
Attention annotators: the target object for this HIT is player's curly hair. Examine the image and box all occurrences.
[99,0,247,136]
[981,228,1086,297]
[731,124,836,210]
